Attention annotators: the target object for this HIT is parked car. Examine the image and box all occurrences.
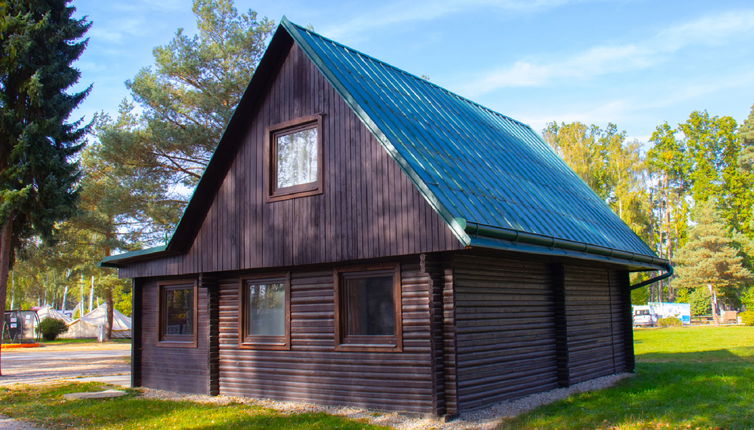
[633,307,655,327]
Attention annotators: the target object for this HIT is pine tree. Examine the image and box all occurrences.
[0,0,90,370]
[674,201,752,323]
[96,0,274,244]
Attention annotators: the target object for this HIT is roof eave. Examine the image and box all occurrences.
[464,220,668,271]
[98,245,173,268]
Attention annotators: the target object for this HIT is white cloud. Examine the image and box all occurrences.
[323,0,586,40]
[460,9,754,95]
[511,69,754,133]
[88,18,146,44]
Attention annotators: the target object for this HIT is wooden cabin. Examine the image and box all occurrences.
[102,18,670,417]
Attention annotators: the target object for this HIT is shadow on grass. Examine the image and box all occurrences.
[499,351,754,429]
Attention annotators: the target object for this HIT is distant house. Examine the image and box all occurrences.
[101,18,670,417]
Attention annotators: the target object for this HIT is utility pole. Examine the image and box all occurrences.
[9,271,14,310]
[89,276,94,312]
[80,273,85,318]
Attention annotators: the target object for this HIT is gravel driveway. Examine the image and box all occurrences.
[0,343,131,387]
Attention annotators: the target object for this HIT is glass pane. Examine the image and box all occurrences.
[276,127,318,189]
[246,282,286,337]
[343,274,395,336]
[165,288,193,336]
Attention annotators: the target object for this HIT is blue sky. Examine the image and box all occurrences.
[71,0,754,143]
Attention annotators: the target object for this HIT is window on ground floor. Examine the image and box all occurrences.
[240,275,290,350]
[335,265,402,352]
[159,281,197,346]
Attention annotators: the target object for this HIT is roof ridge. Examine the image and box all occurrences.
[285,20,533,131]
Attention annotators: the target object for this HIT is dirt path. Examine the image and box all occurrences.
[0,342,131,387]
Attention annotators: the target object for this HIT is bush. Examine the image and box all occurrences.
[37,317,68,341]
[741,311,754,326]
[742,287,754,311]
[657,317,683,327]
[689,288,712,316]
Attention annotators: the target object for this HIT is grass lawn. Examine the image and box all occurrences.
[500,326,754,429]
[1,326,751,429]
[0,382,387,429]
[41,338,132,345]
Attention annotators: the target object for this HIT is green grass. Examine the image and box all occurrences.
[41,338,132,345]
[0,383,387,429]
[500,326,754,429]
[3,327,752,429]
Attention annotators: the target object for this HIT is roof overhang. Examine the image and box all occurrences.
[463,219,668,271]
[99,245,174,268]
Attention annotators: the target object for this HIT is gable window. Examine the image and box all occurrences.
[159,281,197,346]
[240,275,290,349]
[267,115,323,201]
[334,265,402,352]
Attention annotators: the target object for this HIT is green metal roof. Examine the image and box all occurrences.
[102,18,663,269]
[281,18,658,261]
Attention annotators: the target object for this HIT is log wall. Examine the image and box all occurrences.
[215,257,436,413]
[140,278,210,394]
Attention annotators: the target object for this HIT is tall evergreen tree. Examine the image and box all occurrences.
[96,0,274,244]
[0,0,90,370]
[674,201,752,323]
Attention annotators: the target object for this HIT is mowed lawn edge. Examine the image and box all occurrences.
[0,382,389,430]
[0,326,751,429]
[499,326,754,430]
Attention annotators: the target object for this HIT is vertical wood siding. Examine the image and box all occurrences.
[140,279,209,394]
[452,254,559,411]
[215,258,436,413]
[119,42,460,279]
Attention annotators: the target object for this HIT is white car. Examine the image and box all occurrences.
[633,308,655,327]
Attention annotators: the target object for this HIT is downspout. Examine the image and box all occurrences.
[629,264,673,290]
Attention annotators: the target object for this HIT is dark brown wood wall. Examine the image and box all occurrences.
[119,42,460,279]
[450,253,635,412]
[140,279,210,394]
[215,258,436,413]
[451,254,560,411]
[564,265,629,384]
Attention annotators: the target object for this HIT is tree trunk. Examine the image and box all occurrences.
[0,221,13,376]
[105,287,114,340]
[708,284,719,325]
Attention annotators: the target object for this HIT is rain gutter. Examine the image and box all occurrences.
[462,219,673,286]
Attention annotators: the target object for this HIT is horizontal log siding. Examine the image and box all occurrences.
[564,265,627,383]
[216,260,436,413]
[140,279,209,394]
[118,42,460,279]
[613,270,634,372]
[452,255,559,411]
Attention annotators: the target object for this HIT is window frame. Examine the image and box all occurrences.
[265,115,324,202]
[158,280,198,348]
[238,273,291,350]
[333,264,403,352]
